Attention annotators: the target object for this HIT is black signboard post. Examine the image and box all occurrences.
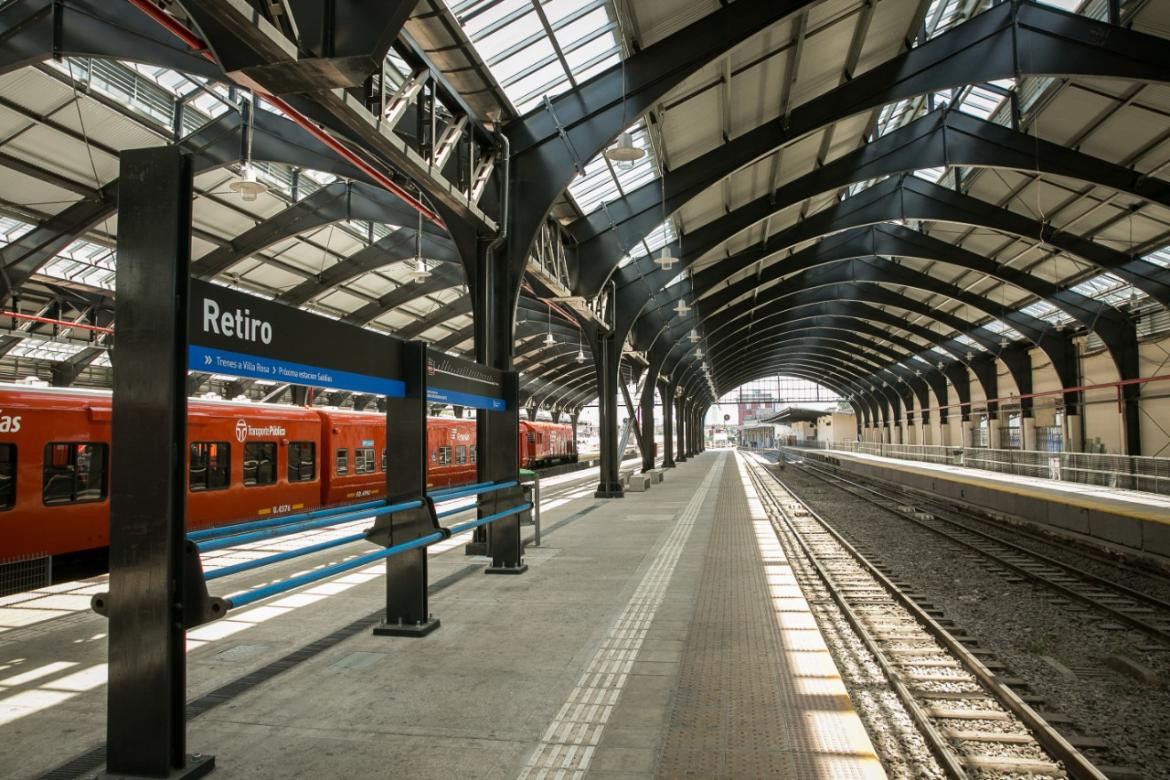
[105,147,213,779]
[424,351,525,574]
[100,146,516,777]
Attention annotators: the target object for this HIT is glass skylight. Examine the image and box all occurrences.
[447,0,620,114]
[1070,272,1145,307]
[8,336,90,361]
[568,121,658,214]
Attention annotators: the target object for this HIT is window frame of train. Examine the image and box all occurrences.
[335,448,349,476]
[354,447,376,475]
[242,441,277,487]
[438,445,452,466]
[189,441,231,492]
[0,443,14,510]
[42,441,109,506]
[455,445,468,465]
[287,441,316,483]
[470,445,477,464]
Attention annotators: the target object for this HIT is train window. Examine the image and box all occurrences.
[288,442,316,483]
[470,445,477,464]
[438,446,451,466]
[526,431,535,444]
[0,444,14,510]
[354,447,376,475]
[42,442,108,505]
[455,445,467,465]
[381,448,386,471]
[243,442,276,487]
[335,448,349,476]
[189,442,230,492]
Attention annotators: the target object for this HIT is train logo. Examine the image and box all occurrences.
[235,419,248,442]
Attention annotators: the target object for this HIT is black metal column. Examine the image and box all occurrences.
[372,340,441,636]
[485,371,526,574]
[106,147,213,779]
[469,234,517,553]
[639,366,657,473]
[1119,323,1142,456]
[661,380,675,467]
[676,395,687,462]
[594,330,624,497]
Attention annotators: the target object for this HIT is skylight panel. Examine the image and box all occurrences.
[567,121,656,214]
[447,0,620,115]
[983,320,1025,340]
[9,336,88,361]
[1146,245,1170,268]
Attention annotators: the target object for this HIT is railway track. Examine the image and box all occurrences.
[785,453,1170,647]
[741,453,1107,780]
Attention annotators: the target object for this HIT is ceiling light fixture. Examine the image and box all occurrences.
[408,205,430,283]
[673,299,690,315]
[575,327,586,363]
[229,96,268,202]
[605,131,645,162]
[543,301,555,347]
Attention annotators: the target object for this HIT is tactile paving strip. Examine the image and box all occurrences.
[518,459,725,780]
[656,457,883,779]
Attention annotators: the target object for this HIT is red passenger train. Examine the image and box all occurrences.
[0,385,575,560]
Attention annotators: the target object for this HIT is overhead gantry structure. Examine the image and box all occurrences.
[1,0,1169,497]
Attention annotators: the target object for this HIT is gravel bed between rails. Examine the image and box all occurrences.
[783,466,1170,778]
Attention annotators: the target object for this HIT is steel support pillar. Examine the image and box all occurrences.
[468,235,517,553]
[661,380,675,467]
[675,394,687,462]
[639,365,659,473]
[594,330,624,497]
[372,340,441,636]
[105,147,213,779]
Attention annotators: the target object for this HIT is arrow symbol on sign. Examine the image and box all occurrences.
[204,354,212,366]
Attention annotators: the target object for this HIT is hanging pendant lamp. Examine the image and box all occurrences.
[605,131,645,162]
[409,206,430,283]
[229,96,267,201]
[543,302,556,347]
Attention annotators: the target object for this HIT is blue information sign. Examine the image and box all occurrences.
[425,350,507,411]
[189,280,406,397]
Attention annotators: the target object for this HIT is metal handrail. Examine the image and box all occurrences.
[191,480,520,550]
[790,440,1170,496]
[222,502,531,609]
[195,499,423,553]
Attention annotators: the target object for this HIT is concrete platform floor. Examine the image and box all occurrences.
[0,452,879,779]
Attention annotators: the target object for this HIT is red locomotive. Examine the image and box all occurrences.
[0,384,575,561]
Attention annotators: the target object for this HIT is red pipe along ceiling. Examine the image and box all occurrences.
[125,0,444,227]
[3,311,114,335]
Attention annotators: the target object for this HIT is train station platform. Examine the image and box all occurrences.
[0,453,883,779]
[795,447,1170,562]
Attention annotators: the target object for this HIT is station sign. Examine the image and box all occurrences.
[188,279,406,397]
[425,349,506,411]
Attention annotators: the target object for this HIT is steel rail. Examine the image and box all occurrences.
[794,456,1170,646]
[744,453,1107,780]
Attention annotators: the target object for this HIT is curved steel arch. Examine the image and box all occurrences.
[646,255,1053,354]
[661,281,1015,380]
[660,290,1017,409]
[706,330,921,398]
[678,177,1170,304]
[571,2,1170,296]
[666,223,1129,358]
